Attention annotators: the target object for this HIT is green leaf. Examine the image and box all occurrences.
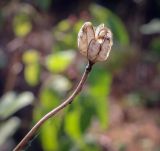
[89,65,112,129]
[59,135,73,151]
[73,20,84,33]
[39,88,59,111]
[56,20,71,32]
[45,50,75,73]
[13,13,32,37]
[62,34,73,46]
[33,106,43,124]
[22,50,39,64]
[64,109,82,142]
[33,88,61,150]
[40,121,59,151]
[23,50,40,86]
[90,4,129,45]
[0,92,34,119]
[78,94,96,133]
[52,20,82,51]
[24,64,40,86]
[0,117,20,147]
[82,143,101,151]
[33,88,61,151]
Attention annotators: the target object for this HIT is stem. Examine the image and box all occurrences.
[13,61,94,151]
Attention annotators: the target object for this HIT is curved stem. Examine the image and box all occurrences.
[13,61,94,151]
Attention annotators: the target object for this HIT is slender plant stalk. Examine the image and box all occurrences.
[13,61,94,151]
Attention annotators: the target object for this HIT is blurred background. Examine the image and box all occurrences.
[0,0,160,151]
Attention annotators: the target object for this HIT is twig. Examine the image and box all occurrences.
[13,61,94,151]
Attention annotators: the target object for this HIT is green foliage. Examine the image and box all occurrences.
[40,121,59,151]
[89,65,112,129]
[39,88,60,111]
[56,20,71,32]
[33,87,61,150]
[23,50,41,86]
[22,50,39,64]
[64,109,82,142]
[45,50,75,73]
[79,95,96,133]
[24,64,40,86]
[53,20,83,51]
[13,13,32,37]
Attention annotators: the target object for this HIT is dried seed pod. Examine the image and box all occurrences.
[77,22,95,56]
[78,22,113,63]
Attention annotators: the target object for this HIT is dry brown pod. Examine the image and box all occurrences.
[78,22,113,63]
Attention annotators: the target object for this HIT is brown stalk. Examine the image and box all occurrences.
[13,61,94,151]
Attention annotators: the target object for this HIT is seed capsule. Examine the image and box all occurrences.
[78,22,113,63]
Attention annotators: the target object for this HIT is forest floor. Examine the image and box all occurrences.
[105,100,160,151]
